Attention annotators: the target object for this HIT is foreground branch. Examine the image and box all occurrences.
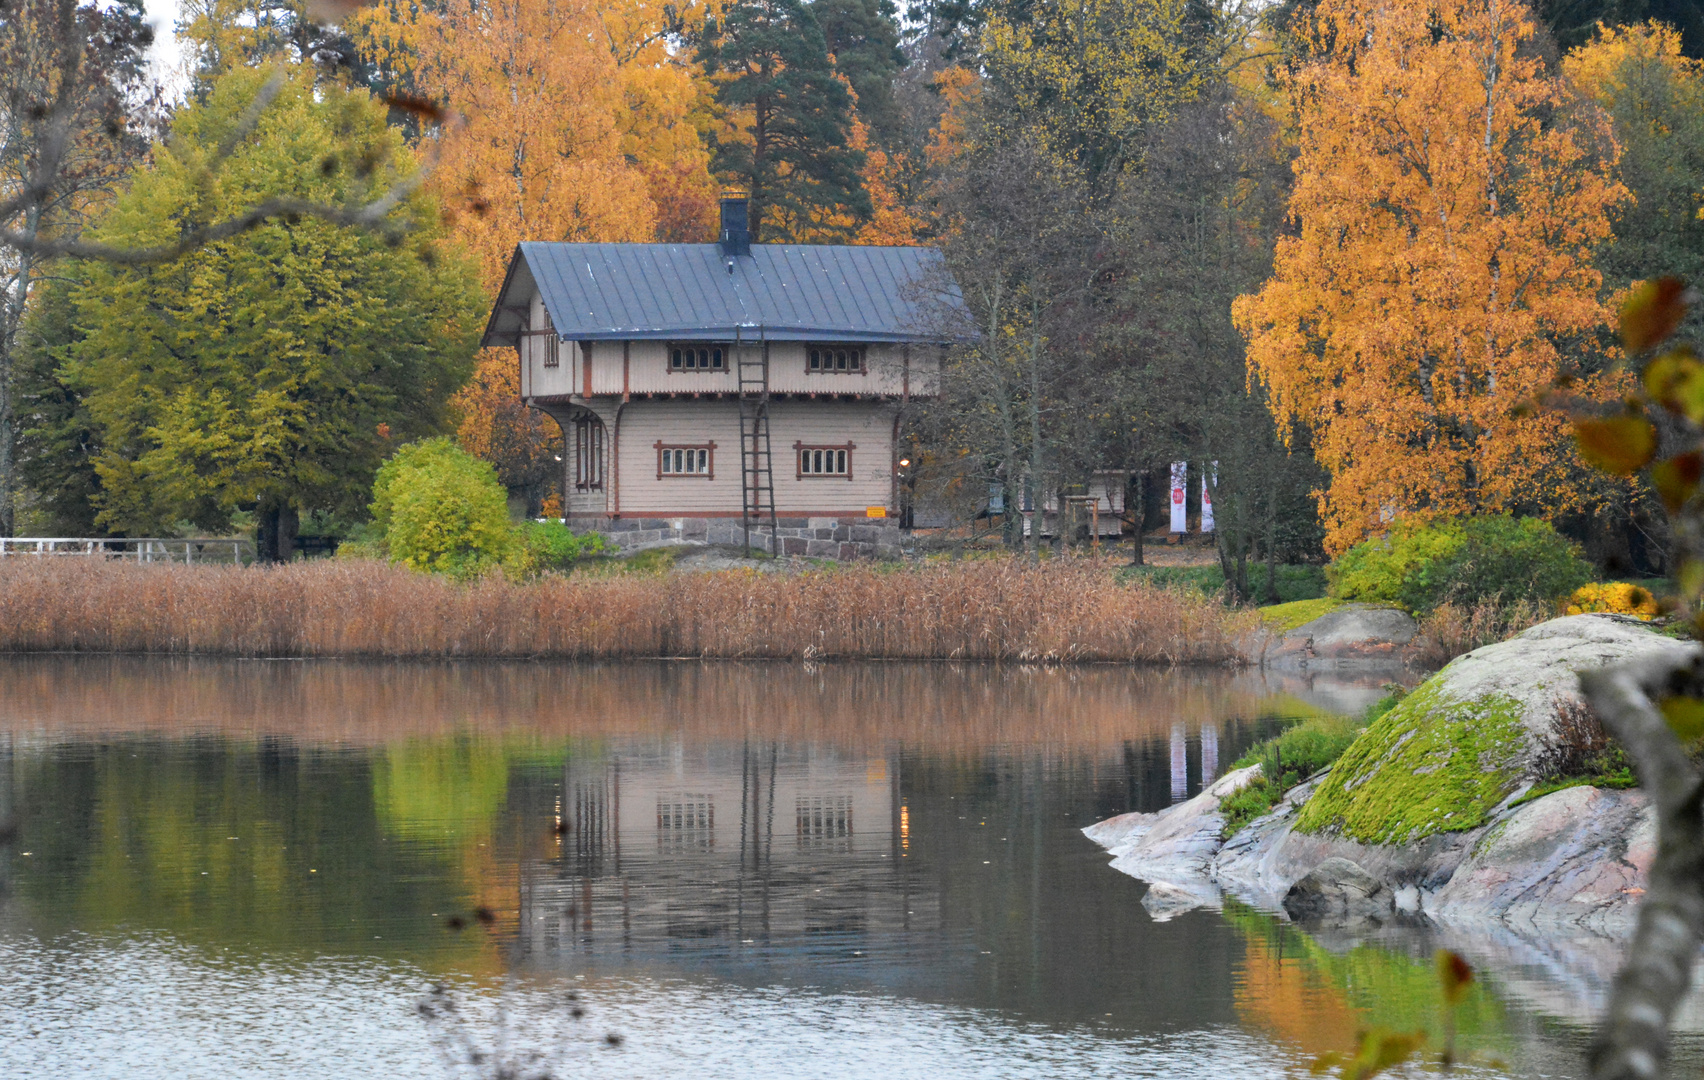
[1581,646,1704,1080]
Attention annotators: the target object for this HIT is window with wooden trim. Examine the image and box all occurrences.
[807,345,863,373]
[657,794,714,852]
[796,442,853,478]
[668,343,726,372]
[656,442,715,478]
[796,795,853,851]
[544,334,560,367]
[574,416,606,491]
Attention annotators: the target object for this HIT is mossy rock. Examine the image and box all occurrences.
[1294,614,1693,845]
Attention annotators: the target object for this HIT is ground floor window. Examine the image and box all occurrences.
[796,442,853,478]
[575,416,605,491]
[657,442,714,478]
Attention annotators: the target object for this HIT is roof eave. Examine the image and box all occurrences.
[478,245,531,348]
[565,327,953,343]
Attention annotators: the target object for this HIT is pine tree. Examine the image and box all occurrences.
[698,0,871,242]
[815,0,906,148]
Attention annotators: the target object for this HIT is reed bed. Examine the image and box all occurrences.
[0,557,1248,664]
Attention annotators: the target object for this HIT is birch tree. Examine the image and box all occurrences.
[1234,0,1628,554]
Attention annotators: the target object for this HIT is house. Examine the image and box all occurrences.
[481,194,958,559]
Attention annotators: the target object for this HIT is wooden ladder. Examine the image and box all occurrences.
[736,324,777,556]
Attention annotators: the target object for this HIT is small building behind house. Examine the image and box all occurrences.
[482,194,960,559]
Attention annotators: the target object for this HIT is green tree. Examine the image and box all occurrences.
[14,280,103,534]
[371,438,519,578]
[979,0,1203,181]
[698,0,871,241]
[816,0,906,148]
[1568,23,1704,338]
[58,66,483,557]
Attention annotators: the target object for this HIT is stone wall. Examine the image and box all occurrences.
[572,516,905,560]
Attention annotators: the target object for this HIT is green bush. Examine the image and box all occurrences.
[1327,515,1592,613]
[516,519,608,572]
[371,438,519,579]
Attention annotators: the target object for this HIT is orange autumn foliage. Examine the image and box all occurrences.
[348,0,721,493]
[1233,0,1628,553]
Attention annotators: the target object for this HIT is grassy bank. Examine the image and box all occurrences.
[0,558,1249,663]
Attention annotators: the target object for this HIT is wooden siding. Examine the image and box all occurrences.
[614,399,897,516]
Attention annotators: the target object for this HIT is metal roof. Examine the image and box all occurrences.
[482,242,963,346]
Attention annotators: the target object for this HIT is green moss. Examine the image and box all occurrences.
[1294,682,1528,844]
[1504,773,1635,812]
[1257,596,1345,632]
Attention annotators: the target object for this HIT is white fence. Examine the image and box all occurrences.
[0,538,252,565]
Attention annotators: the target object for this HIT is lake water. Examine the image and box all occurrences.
[0,656,1665,1079]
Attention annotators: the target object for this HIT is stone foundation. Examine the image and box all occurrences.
[573,516,904,561]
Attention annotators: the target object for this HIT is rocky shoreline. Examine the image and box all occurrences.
[1087,764,1652,937]
[1089,614,1690,941]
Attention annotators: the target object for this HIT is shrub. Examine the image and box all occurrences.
[1220,777,1282,838]
[372,438,519,579]
[1237,713,1367,791]
[1566,582,1660,620]
[1328,514,1592,613]
[1414,597,1553,668]
[516,519,608,573]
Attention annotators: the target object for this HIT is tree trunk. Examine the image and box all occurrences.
[255,501,298,563]
[1262,494,1281,605]
[1128,470,1145,566]
[0,205,40,539]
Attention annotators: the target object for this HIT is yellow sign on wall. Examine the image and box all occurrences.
[866,506,887,518]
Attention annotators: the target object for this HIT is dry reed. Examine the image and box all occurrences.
[1414,597,1553,668]
[0,557,1248,664]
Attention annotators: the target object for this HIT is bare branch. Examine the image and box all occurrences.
[0,172,423,263]
[1581,646,1704,1080]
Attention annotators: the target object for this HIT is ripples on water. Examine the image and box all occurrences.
[0,657,1626,1078]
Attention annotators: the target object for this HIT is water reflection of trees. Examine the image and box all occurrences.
[0,656,1412,1037]
[0,656,1326,754]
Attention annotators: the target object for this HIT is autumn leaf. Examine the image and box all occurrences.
[1642,349,1704,419]
[1653,452,1703,513]
[1312,1028,1426,1080]
[1575,415,1657,474]
[1436,950,1474,1007]
[1660,696,1704,740]
[1622,277,1688,354]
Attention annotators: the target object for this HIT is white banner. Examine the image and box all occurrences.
[1169,462,1187,533]
[1201,462,1218,534]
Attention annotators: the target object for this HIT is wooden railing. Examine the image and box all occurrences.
[0,538,252,564]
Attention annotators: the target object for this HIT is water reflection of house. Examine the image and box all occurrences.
[520,742,940,971]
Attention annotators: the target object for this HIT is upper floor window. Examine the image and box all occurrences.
[808,345,863,373]
[669,343,726,372]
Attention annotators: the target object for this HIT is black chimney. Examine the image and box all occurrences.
[719,191,751,258]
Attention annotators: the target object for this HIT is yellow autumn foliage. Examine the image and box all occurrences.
[1566,582,1661,619]
[1234,0,1629,554]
